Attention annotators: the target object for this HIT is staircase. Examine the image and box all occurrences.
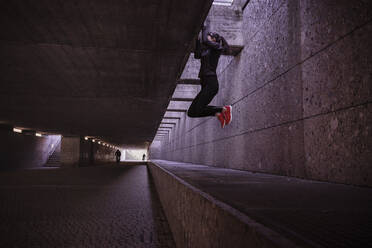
[44,141,61,167]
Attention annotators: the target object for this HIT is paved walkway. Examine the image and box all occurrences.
[153,160,372,248]
[0,164,175,248]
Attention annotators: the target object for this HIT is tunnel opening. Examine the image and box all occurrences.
[122,149,148,162]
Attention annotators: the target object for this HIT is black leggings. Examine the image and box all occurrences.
[187,75,223,117]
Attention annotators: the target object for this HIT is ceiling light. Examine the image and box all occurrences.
[13,128,22,133]
[213,0,233,6]
[35,133,42,137]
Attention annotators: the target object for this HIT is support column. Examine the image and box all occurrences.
[61,136,80,167]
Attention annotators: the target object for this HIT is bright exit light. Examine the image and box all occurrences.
[13,128,22,133]
[35,133,42,137]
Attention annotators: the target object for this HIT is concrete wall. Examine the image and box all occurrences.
[0,129,61,170]
[150,0,372,186]
[61,136,81,167]
[148,161,296,248]
[66,137,117,167]
[93,143,116,163]
[149,141,162,159]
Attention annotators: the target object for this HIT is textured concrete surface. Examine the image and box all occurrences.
[171,84,199,100]
[79,137,117,166]
[304,104,372,185]
[149,141,162,158]
[150,0,372,186]
[148,161,297,248]
[0,164,175,248]
[0,129,61,170]
[61,136,81,167]
[180,54,201,80]
[205,2,243,49]
[0,0,214,146]
[150,160,372,248]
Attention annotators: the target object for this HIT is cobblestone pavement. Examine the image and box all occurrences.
[0,164,175,248]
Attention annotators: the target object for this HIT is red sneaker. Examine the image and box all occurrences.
[223,105,232,125]
[216,113,225,128]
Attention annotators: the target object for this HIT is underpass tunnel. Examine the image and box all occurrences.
[1,0,372,247]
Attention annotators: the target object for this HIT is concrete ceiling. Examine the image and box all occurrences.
[0,0,213,147]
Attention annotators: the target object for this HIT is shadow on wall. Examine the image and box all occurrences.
[149,141,161,160]
[0,129,61,170]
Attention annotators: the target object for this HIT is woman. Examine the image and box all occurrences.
[187,25,232,128]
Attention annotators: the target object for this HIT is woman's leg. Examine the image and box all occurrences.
[187,76,223,117]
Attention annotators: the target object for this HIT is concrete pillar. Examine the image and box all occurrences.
[61,136,80,167]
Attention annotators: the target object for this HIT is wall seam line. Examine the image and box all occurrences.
[163,100,372,153]
[166,17,372,145]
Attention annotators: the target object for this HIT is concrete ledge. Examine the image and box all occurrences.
[148,161,297,248]
[118,161,148,166]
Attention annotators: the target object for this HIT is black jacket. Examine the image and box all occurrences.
[194,26,224,78]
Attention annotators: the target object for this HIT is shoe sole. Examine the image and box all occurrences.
[225,105,232,125]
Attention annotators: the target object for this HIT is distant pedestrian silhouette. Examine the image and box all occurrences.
[115,150,121,163]
[142,154,146,161]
